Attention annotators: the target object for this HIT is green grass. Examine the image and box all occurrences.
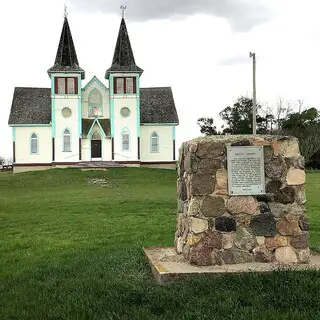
[1,168,320,320]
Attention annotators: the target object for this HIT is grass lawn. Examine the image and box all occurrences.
[1,168,320,320]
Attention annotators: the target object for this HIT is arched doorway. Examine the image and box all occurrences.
[91,132,102,159]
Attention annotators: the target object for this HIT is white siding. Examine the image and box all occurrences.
[140,126,174,161]
[113,96,138,161]
[54,95,80,162]
[15,127,52,163]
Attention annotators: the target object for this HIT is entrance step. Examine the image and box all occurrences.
[69,161,126,169]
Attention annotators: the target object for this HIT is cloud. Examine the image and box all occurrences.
[70,0,271,31]
[218,54,252,66]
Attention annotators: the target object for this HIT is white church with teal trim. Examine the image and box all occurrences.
[8,14,179,172]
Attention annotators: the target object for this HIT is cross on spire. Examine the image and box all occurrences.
[64,4,68,19]
[120,5,127,19]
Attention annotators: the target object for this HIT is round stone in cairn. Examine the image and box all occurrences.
[196,139,225,159]
[188,198,201,216]
[250,213,277,236]
[286,167,306,185]
[265,235,288,250]
[285,156,305,170]
[290,233,308,249]
[297,248,310,263]
[215,248,254,265]
[215,216,237,232]
[293,185,306,205]
[298,215,308,231]
[227,196,258,215]
[234,226,256,251]
[275,186,295,204]
[275,246,298,264]
[265,155,287,180]
[235,214,252,228]
[189,217,208,234]
[190,173,215,196]
[198,158,221,175]
[260,202,271,213]
[268,202,291,218]
[264,146,273,164]
[184,152,199,174]
[266,179,282,194]
[253,245,274,263]
[277,215,301,236]
[201,195,226,217]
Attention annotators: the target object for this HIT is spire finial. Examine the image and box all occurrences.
[64,4,68,19]
[120,5,127,19]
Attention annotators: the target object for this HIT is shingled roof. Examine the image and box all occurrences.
[140,87,179,124]
[8,88,51,125]
[105,18,143,79]
[48,17,85,79]
[8,87,179,125]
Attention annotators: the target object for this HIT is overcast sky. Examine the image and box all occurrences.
[0,0,319,159]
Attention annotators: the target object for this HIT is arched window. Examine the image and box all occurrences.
[88,88,103,117]
[63,129,71,152]
[30,133,38,154]
[150,131,159,153]
[122,128,130,151]
[92,131,101,140]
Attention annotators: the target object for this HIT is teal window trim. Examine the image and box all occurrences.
[62,128,72,152]
[51,75,56,138]
[12,127,16,142]
[9,124,52,127]
[78,76,82,137]
[136,76,140,137]
[82,75,108,92]
[30,132,39,155]
[141,123,178,126]
[121,127,130,152]
[110,75,115,137]
[172,126,176,140]
[150,131,159,153]
[87,118,107,139]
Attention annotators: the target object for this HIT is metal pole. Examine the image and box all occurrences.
[250,52,257,135]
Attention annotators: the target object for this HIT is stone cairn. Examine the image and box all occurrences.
[175,135,310,265]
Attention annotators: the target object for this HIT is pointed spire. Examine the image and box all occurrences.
[105,17,143,79]
[48,16,85,79]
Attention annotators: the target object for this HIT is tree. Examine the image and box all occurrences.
[196,117,218,136]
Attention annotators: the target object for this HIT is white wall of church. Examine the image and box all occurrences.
[113,96,138,161]
[140,126,174,161]
[82,80,110,119]
[15,127,52,163]
[54,96,80,162]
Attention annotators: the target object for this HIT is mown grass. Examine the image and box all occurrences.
[1,168,320,320]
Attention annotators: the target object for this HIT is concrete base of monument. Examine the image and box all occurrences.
[143,247,320,284]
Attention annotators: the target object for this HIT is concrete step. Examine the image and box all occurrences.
[69,161,126,169]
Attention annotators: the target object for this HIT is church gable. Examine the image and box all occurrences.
[82,76,110,119]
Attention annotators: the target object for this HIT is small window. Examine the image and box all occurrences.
[31,133,38,154]
[151,132,159,153]
[67,78,75,94]
[126,78,133,94]
[58,78,65,94]
[62,107,72,118]
[88,89,103,117]
[117,78,124,94]
[122,129,130,151]
[120,107,130,117]
[63,129,71,152]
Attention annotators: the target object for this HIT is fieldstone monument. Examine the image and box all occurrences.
[175,135,310,266]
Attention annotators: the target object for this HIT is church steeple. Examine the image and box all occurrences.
[105,17,143,79]
[48,16,85,79]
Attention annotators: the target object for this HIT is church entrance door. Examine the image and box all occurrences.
[91,132,102,160]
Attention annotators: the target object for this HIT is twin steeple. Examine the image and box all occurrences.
[48,16,85,79]
[48,11,142,81]
[105,18,143,79]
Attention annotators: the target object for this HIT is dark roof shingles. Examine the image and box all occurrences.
[8,87,179,125]
[140,87,179,124]
[105,18,143,78]
[8,87,51,125]
[48,17,85,79]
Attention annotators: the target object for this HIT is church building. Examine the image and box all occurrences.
[8,14,179,172]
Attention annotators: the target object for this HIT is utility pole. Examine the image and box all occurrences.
[249,52,257,135]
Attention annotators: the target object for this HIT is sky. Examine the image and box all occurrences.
[0,0,319,159]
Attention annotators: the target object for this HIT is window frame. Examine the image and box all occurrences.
[150,131,159,153]
[113,77,136,95]
[55,77,78,95]
[88,88,103,117]
[30,133,38,154]
[63,128,72,152]
[121,128,130,152]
